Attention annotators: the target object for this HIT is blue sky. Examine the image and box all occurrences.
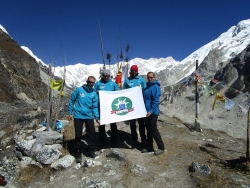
[1,0,250,66]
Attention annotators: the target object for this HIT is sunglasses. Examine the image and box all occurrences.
[87,80,95,84]
[103,75,110,78]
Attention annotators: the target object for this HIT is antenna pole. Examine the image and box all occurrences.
[98,19,105,70]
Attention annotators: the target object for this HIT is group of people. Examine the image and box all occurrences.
[68,65,165,163]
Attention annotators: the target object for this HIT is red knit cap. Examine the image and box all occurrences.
[130,65,138,71]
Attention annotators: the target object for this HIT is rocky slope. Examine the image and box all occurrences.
[0,28,48,130]
[0,29,47,103]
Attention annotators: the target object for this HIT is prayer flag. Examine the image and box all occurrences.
[212,92,225,110]
[224,98,235,110]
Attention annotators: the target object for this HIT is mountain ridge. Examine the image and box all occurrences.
[1,19,250,90]
[52,19,250,88]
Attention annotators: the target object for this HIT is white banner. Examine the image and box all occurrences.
[99,86,147,124]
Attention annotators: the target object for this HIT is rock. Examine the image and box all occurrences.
[83,159,103,167]
[0,137,13,148]
[131,164,148,176]
[19,156,32,168]
[35,127,46,132]
[103,163,112,168]
[14,146,23,160]
[51,154,75,170]
[106,148,126,161]
[25,130,33,134]
[19,156,43,169]
[86,178,111,188]
[16,139,36,156]
[30,136,46,156]
[189,162,211,175]
[26,135,34,140]
[36,147,62,164]
[0,156,19,187]
[14,131,26,142]
[32,131,63,145]
[105,170,116,176]
[45,144,62,150]
[0,130,6,138]
[37,106,42,113]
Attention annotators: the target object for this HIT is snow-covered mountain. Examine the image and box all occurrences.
[178,19,250,79]
[21,46,48,67]
[0,24,10,36]
[53,57,177,88]
[53,19,250,88]
[1,19,250,89]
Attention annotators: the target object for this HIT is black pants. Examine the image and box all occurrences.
[98,123,117,144]
[145,114,165,150]
[130,118,146,143]
[74,118,95,152]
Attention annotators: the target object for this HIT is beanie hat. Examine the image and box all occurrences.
[102,69,111,75]
[130,65,138,71]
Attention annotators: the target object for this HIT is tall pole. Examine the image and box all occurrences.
[46,65,52,131]
[98,18,105,70]
[194,60,201,132]
[117,25,121,71]
[247,104,250,168]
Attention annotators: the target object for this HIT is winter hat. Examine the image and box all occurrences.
[102,69,111,75]
[130,65,138,71]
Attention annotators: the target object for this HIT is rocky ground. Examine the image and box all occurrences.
[1,110,250,188]
[0,83,250,188]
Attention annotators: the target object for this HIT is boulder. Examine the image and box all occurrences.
[36,147,62,164]
[32,131,63,145]
[51,155,75,170]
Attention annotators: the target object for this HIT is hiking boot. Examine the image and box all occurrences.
[154,149,164,156]
[131,141,138,149]
[75,150,82,163]
[141,148,154,153]
[98,142,106,149]
[86,151,98,159]
[111,142,118,148]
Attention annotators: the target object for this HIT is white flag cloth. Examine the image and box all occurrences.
[122,65,128,83]
[99,86,147,124]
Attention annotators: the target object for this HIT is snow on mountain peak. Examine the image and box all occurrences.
[52,56,178,88]
[0,24,11,37]
[2,18,250,89]
[178,19,250,80]
[21,46,48,67]
[53,19,250,88]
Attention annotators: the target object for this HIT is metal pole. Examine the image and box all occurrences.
[195,60,199,120]
[98,19,105,70]
[247,104,250,168]
[46,65,52,131]
[194,60,201,132]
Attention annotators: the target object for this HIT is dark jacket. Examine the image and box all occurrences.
[143,80,161,115]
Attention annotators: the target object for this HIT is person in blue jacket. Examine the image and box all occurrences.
[123,65,147,148]
[94,69,120,148]
[68,76,100,162]
[141,72,165,156]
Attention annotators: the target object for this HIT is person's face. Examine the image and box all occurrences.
[102,74,110,82]
[147,73,155,83]
[87,77,95,88]
[130,70,138,78]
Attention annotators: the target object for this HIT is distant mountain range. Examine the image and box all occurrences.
[1,19,250,89]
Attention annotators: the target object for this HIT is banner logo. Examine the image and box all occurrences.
[111,96,134,115]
